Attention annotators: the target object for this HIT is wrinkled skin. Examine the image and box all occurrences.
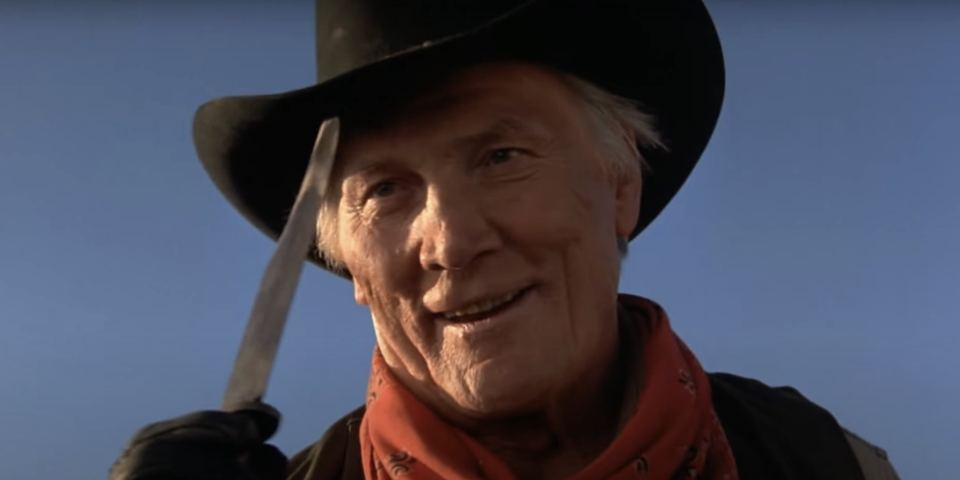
[331,62,643,476]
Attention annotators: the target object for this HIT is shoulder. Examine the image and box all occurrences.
[286,405,367,480]
[841,427,901,480]
[708,372,900,480]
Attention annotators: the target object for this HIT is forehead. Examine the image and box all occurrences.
[335,62,582,156]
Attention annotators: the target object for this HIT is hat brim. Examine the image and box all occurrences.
[192,0,725,277]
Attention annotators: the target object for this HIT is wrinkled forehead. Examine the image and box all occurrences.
[339,60,572,137]
[329,61,577,177]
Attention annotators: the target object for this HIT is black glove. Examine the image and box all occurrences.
[109,404,287,480]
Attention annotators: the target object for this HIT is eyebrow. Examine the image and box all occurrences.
[336,117,549,182]
[451,117,548,152]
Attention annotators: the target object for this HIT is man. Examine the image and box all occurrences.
[110,1,900,479]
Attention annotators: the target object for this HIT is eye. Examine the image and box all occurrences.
[369,180,398,198]
[487,148,523,165]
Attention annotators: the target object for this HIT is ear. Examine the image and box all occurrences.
[354,279,370,306]
[614,162,643,239]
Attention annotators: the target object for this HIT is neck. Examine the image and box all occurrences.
[464,312,640,480]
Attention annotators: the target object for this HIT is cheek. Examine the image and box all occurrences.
[340,207,416,279]
[338,213,430,339]
[352,270,435,365]
[488,172,614,251]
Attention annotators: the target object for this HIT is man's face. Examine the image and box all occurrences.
[332,62,642,418]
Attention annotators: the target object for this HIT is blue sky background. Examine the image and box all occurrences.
[1,2,957,479]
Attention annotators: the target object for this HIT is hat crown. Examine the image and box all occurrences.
[315,0,531,82]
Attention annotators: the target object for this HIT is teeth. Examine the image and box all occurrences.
[443,291,520,320]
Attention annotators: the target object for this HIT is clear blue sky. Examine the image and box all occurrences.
[1,3,957,479]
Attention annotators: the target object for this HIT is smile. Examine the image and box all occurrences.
[441,289,526,321]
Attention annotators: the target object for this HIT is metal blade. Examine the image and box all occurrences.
[220,117,340,412]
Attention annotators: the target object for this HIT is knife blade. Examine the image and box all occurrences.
[220,117,340,414]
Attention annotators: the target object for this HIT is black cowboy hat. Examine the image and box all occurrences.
[192,0,725,277]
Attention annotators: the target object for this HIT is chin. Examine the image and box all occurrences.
[447,363,556,418]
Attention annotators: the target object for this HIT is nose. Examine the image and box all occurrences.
[415,184,502,272]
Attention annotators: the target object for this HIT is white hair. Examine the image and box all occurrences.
[559,74,667,259]
[316,73,666,270]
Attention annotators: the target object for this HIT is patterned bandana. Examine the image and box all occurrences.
[360,294,739,480]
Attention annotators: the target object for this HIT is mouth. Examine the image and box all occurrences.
[439,287,532,323]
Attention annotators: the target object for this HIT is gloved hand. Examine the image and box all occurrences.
[109,403,287,480]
